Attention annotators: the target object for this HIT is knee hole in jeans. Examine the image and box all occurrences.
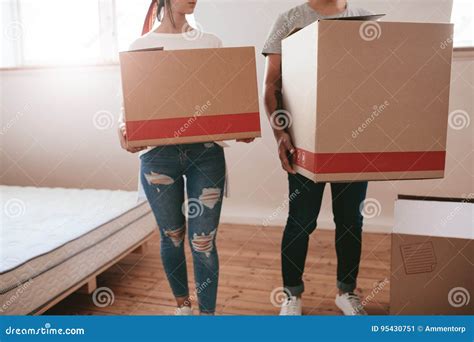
[199,188,222,209]
[163,225,186,247]
[144,172,175,186]
[191,229,217,257]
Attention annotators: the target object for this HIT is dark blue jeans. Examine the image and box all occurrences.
[140,143,226,314]
[282,173,368,296]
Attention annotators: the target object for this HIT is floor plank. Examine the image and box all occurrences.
[46,224,391,316]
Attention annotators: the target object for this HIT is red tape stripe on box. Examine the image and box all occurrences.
[293,148,446,174]
[127,112,260,141]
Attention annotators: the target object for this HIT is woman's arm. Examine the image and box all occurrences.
[118,105,147,153]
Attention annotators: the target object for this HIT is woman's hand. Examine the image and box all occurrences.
[275,131,296,174]
[118,127,147,154]
[236,138,255,143]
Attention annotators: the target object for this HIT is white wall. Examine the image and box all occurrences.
[1,0,471,233]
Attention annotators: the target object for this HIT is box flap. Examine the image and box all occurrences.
[394,197,473,239]
[323,14,386,21]
[398,194,474,204]
[120,47,164,54]
[285,27,304,38]
[283,14,385,39]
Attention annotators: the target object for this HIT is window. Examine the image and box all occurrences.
[20,0,101,65]
[115,0,151,53]
[451,0,474,48]
[1,0,155,68]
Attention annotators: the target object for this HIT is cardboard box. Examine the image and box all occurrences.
[390,195,473,315]
[119,47,261,147]
[282,19,454,182]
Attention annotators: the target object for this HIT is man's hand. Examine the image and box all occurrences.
[275,131,296,174]
[118,127,147,154]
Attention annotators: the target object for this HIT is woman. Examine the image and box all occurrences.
[262,0,372,315]
[119,0,252,315]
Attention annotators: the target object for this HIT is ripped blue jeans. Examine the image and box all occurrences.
[140,143,226,314]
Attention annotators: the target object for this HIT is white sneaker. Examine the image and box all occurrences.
[279,296,302,316]
[174,306,193,316]
[335,293,367,315]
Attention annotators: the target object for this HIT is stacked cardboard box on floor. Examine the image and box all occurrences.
[282,18,454,182]
[390,195,473,315]
[120,47,261,147]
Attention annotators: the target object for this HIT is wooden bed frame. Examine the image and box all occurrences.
[33,231,157,315]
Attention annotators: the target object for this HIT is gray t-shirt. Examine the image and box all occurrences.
[262,2,373,55]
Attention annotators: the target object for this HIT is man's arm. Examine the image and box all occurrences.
[264,54,296,174]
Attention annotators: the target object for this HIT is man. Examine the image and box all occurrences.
[263,0,373,315]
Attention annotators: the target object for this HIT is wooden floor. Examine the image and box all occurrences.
[46,224,391,315]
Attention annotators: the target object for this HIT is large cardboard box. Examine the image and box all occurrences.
[390,195,473,315]
[282,19,454,182]
[119,47,261,147]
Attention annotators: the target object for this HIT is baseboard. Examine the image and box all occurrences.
[220,214,393,234]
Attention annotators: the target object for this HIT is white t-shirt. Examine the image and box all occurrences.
[129,30,222,51]
[262,2,373,55]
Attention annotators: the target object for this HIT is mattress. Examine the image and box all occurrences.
[0,186,156,315]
